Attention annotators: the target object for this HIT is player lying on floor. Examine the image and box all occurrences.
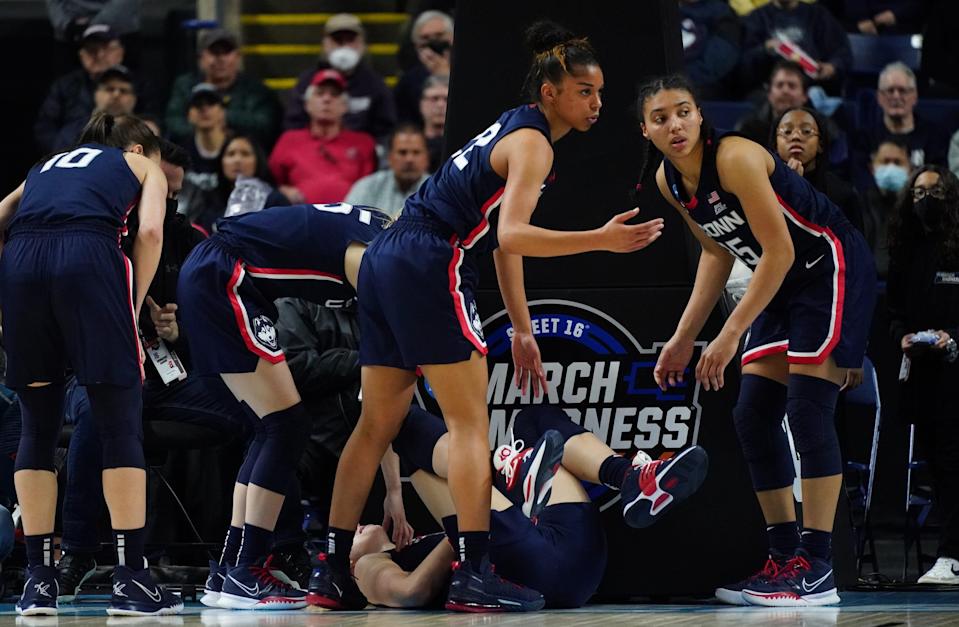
[328,404,708,610]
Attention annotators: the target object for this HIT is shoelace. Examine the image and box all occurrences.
[251,556,291,591]
[497,440,530,490]
[751,557,782,581]
[638,460,663,491]
[773,555,811,581]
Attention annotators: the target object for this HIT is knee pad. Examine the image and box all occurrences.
[511,405,586,445]
[392,405,448,474]
[732,374,794,491]
[786,374,842,479]
[249,402,311,493]
[236,418,267,486]
[86,384,144,470]
[15,383,66,472]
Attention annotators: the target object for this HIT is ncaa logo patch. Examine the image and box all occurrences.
[415,299,706,511]
[253,315,278,351]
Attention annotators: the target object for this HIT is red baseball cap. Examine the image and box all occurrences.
[310,69,347,92]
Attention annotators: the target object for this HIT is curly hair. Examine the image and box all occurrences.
[522,20,598,103]
[888,164,959,267]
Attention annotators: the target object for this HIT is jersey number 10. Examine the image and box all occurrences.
[40,147,103,172]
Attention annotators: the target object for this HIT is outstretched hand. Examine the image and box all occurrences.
[599,208,664,253]
[654,335,695,391]
[383,489,414,550]
[512,330,548,398]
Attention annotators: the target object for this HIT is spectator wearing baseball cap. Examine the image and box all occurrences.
[269,69,377,204]
[45,0,142,72]
[34,25,156,153]
[165,27,281,150]
[283,13,396,142]
[175,83,232,232]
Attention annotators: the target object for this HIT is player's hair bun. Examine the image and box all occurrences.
[524,20,576,54]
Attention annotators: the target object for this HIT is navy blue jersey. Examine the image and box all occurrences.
[402,104,554,254]
[13,144,140,236]
[663,130,854,280]
[212,203,388,301]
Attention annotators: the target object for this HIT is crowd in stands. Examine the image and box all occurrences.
[32,1,959,261]
[6,0,959,588]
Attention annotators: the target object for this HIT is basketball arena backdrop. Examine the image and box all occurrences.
[400,0,856,599]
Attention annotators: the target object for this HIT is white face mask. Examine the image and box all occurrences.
[328,47,360,73]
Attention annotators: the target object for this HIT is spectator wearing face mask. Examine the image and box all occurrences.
[853,62,950,193]
[863,138,911,277]
[887,164,959,586]
[394,10,454,125]
[283,14,396,142]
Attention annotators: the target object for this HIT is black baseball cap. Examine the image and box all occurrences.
[96,64,134,85]
[81,24,120,46]
[187,83,224,108]
[198,28,239,52]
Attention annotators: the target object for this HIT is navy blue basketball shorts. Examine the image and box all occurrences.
[358,217,487,370]
[490,502,607,608]
[178,239,285,375]
[742,227,876,369]
[0,228,141,388]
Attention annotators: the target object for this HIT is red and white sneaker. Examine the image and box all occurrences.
[715,554,790,605]
[493,430,564,518]
[620,446,708,528]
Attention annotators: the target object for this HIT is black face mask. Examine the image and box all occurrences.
[914,197,947,233]
[166,198,179,218]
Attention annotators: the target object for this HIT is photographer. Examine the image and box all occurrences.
[888,164,959,585]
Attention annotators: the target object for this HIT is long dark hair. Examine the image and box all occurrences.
[770,106,831,190]
[522,20,598,103]
[634,73,712,196]
[888,164,959,266]
[215,133,273,200]
[77,111,160,156]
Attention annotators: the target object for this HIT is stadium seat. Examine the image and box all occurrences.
[701,101,754,131]
[849,34,921,76]
[846,34,922,97]
[844,357,881,577]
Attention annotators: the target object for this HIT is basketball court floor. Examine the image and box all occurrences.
[1,592,958,626]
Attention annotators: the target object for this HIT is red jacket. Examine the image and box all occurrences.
[269,127,376,203]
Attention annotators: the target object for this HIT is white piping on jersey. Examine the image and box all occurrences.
[777,201,842,359]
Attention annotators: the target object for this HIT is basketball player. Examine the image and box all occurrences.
[0,113,182,616]
[345,404,708,609]
[310,20,665,612]
[177,202,397,610]
[641,75,876,606]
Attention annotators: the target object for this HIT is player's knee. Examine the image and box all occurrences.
[787,374,842,478]
[15,382,65,472]
[86,384,145,469]
[393,406,447,474]
[511,405,585,445]
[732,375,787,459]
[733,375,793,490]
[250,402,311,493]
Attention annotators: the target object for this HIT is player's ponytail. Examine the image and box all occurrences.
[78,112,160,157]
[523,20,598,103]
[633,74,712,200]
